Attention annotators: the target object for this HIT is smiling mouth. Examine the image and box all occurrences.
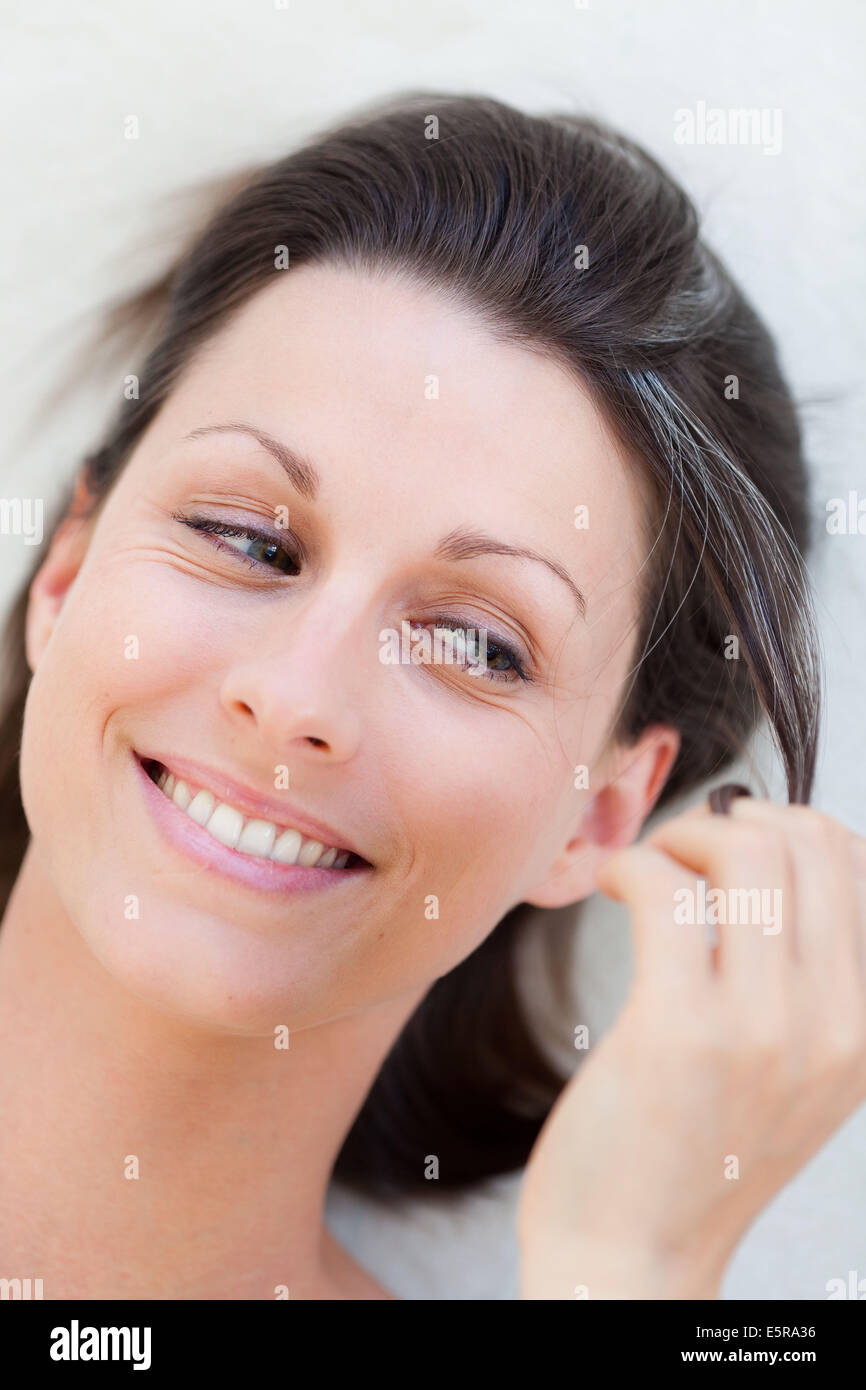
[141,757,366,871]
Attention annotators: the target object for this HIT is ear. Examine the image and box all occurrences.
[25,471,95,674]
[522,723,680,909]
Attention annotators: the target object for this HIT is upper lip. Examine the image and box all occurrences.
[136,749,370,862]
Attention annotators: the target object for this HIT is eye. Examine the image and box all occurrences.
[173,514,533,684]
[172,512,301,576]
[421,617,533,684]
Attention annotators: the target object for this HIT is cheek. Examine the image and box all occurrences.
[360,745,560,997]
[18,563,220,859]
[389,703,564,931]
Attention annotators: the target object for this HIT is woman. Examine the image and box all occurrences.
[0,93,862,1300]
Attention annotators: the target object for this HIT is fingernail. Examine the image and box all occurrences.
[708,783,753,816]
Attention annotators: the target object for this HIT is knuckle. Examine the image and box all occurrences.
[726,841,785,889]
[805,1009,866,1079]
[643,867,681,901]
[723,1012,789,1071]
[789,805,847,850]
[756,826,788,861]
[721,824,783,871]
[824,1016,866,1066]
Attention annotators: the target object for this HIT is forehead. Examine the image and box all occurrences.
[144,263,653,623]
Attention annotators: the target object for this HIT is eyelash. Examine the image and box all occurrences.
[172,511,533,685]
[417,617,531,684]
[171,511,303,575]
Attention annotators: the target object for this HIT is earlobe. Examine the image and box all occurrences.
[522,724,680,911]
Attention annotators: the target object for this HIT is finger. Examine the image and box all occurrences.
[728,799,864,998]
[645,805,792,1015]
[597,843,714,994]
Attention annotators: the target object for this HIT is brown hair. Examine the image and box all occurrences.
[0,93,820,1198]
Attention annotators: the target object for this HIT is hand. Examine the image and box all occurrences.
[517,797,866,1299]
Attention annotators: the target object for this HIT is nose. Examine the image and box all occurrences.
[218,594,364,764]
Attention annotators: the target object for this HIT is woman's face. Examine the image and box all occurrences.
[21,265,676,1032]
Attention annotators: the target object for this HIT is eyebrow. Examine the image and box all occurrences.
[434,527,587,618]
[182,423,320,501]
[182,422,587,617]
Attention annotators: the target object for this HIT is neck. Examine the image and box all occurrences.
[0,842,421,1299]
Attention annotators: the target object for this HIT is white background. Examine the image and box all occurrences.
[1,0,864,1298]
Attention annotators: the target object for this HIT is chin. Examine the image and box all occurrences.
[59,874,349,1034]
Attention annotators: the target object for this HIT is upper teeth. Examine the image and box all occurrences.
[152,766,351,869]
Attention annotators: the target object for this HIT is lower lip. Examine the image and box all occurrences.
[132,751,372,896]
